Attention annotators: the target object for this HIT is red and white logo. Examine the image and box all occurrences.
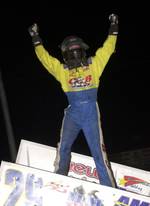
[69,75,92,88]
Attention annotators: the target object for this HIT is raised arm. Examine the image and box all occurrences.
[92,14,119,77]
[28,23,62,80]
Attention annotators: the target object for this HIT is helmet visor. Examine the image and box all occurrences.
[60,36,89,52]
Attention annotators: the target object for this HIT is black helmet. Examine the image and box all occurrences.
[60,36,89,69]
[60,35,89,52]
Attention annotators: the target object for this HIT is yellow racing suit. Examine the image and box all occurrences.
[34,35,117,187]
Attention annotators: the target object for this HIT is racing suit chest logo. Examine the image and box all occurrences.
[69,74,92,88]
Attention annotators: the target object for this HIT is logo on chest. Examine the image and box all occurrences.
[69,75,92,88]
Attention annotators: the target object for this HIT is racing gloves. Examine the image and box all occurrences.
[109,13,119,35]
[28,23,42,46]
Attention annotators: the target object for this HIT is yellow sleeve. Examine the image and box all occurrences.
[92,35,117,77]
[35,45,62,81]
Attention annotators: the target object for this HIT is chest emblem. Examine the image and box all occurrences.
[68,75,92,88]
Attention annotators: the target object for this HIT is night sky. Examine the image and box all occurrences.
[0,5,150,163]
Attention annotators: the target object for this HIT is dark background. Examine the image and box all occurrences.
[0,5,150,165]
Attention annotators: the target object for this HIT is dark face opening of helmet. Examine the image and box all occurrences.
[62,48,88,69]
[66,48,83,60]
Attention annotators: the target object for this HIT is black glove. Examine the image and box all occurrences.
[109,14,118,25]
[28,23,42,46]
[108,14,118,35]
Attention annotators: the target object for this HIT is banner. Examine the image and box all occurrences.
[0,161,150,206]
[16,139,150,197]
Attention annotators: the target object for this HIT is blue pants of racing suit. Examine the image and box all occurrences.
[55,89,116,187]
